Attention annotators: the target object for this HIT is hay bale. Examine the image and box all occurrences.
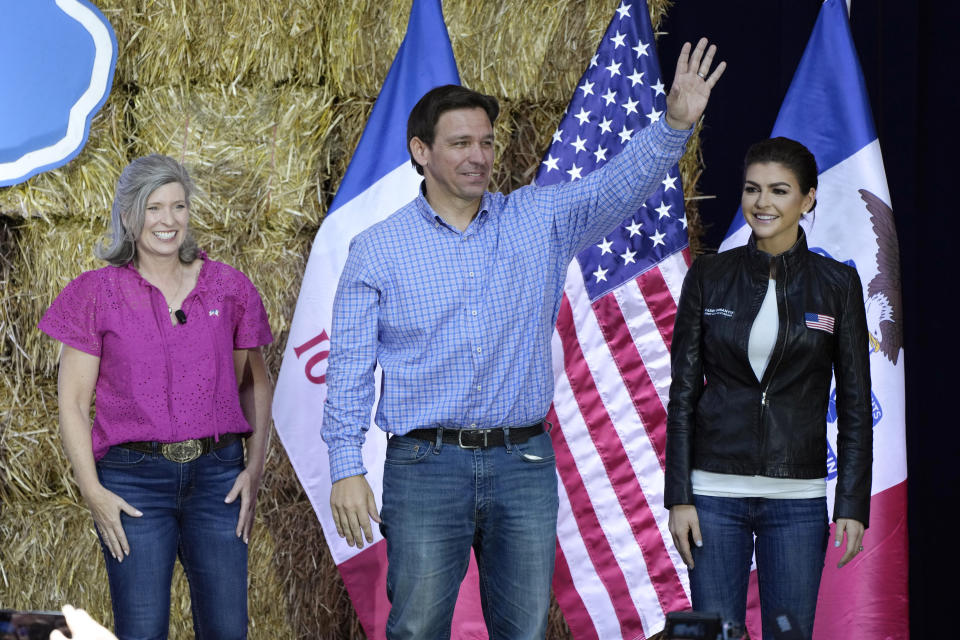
[0,376,70,505]
[130,84,333,234]
[111,0,326,87]
[319,0,415,97]
[445,0,613,101]
[0,500,110,613]
[680,118,707,257]
[1,217,105,379]
[0,90,131,221]
[260,451,366,638]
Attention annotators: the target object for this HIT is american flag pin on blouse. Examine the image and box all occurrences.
[209,309,220,317]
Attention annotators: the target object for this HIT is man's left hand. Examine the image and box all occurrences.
[665,37,726,130]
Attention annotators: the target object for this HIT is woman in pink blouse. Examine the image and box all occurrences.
[40,154,273,640]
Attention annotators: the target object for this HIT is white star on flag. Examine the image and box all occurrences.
[621,248,637,264]
[597,237,614,255]
[542,155,559,172]
[594,146,608,162]
[650,229,667,246]
[567,164,583,180]
[655,201,672,218]
[590,54,599,68]
[592,265,609,282]
[552,129,563,143]
[628,70,645,86]
[625,219,643,236]
[571,135,588,153]
[598,116,613,133]
[606,61,622,77]
[623,97,639,115]
[632,40,650,57]
[602,89,618,105]
[652,78,666,96]
[574,107,592,125]
[662,174,678,190]
[617,125,633,143]
[578,80,595,96]
[616,2,632,19]
[610,30,627,48]
[646,107,662,123]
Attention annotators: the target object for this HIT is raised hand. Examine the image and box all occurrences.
[665,37,726,130]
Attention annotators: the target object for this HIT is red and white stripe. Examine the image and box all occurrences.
[806,313,836,334]
[549,249,693,639]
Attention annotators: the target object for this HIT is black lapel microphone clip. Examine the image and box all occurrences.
[175,309,187,324]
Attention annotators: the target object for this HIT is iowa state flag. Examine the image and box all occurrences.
[721,1,908,638]
[272,2,487,637]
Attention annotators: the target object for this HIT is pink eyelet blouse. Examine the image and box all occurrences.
[39,253,273,460]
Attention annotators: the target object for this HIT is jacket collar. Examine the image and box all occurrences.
[746,228,808,275]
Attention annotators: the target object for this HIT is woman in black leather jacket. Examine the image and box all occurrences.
[665,137,872,640]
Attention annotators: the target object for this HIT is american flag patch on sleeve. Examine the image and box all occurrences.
[805,312,835,334]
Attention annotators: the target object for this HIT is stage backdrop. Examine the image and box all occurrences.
[0,1,704,638]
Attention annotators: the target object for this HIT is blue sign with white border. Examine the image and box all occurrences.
[0,0,117,187]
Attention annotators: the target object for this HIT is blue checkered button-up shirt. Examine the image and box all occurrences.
[322,118,691,482]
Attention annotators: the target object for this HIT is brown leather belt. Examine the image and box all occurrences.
[403,423,544,449]
[118,432,243,463]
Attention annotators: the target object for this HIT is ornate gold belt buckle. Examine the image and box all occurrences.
[161,439,203,463]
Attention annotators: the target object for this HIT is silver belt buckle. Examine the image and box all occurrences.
[161,439,203,463]
[458,429,490,449]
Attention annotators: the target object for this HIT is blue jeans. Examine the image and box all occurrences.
[96,440,248,640]
[689,495,829,640]
[380,430,559,640]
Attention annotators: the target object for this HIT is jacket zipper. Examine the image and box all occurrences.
[758,257,789,463]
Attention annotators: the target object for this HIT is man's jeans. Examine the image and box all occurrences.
[96,440,248,640]
[381,430,559,640]
[689,495,829,640]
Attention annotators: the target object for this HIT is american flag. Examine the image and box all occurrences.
[804,312,836,334]
[537,2,692,638]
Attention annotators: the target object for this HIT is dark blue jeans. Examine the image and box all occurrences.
[96,440,248,640]
[380,430,559,640]
[689,495,829,640]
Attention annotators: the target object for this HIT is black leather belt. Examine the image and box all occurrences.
[404,423,544,449]
[119,432,243,463]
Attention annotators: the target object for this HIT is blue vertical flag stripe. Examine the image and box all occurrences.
[726,0,876,238]
[328,0,460,213]
[535,2,687,301]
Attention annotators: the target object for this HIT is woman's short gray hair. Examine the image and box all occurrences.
[96,154,200,265]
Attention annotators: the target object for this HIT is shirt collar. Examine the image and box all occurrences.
[414,182,491,233]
